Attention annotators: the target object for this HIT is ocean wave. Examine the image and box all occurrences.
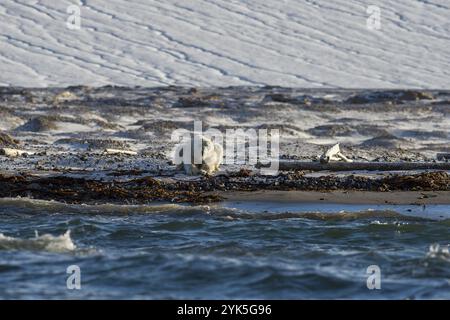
[0,230,76,253]
[0,197,447,223]
[223,210,428,221]
[0,197,199,215]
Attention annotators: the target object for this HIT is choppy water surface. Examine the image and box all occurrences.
[0,198,449,299]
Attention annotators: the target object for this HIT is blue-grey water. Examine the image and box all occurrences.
[0,198,449,299]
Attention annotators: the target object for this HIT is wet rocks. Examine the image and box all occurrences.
[0,132,19,147]
[137,120,197,137]
[380,171,449,191]
[263,93,332,105]
[399,91,434,101]
[360,134,409,149]
[0,106,13,118]
[308,124,354,137]
[263,93,297,103]
[308,123,389,138]
[0,88,36,103]
[345,90,434,104]
[401,130,449,140]
[173,96,224,108]
[437,153,450,161]
[54,138,130,150]
[16,116,58,132]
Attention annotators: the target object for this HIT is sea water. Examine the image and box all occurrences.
[0,198,449,299]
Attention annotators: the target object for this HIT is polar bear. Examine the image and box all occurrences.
[175,134,223,175]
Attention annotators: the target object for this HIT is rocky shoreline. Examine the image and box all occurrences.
[1,170,448,204]
[1,86,449,204]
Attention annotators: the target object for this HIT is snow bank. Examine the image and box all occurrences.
[0,0,449,88]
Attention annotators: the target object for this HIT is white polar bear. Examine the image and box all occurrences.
[175,134,223,175]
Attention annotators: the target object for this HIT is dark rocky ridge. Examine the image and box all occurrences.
[0,171,448,204]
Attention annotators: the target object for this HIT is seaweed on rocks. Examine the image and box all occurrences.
[1,171,447,204]
[0,174,222,204]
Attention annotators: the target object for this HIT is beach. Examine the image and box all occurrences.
[0,86,449,299]
[1,86,449,201]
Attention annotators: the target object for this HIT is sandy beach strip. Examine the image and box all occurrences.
[219,190,450,205]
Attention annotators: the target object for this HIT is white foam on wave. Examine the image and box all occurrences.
[427,243,450,262]
[0,230,76,252]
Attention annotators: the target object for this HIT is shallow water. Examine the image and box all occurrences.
[0,198,449,299]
